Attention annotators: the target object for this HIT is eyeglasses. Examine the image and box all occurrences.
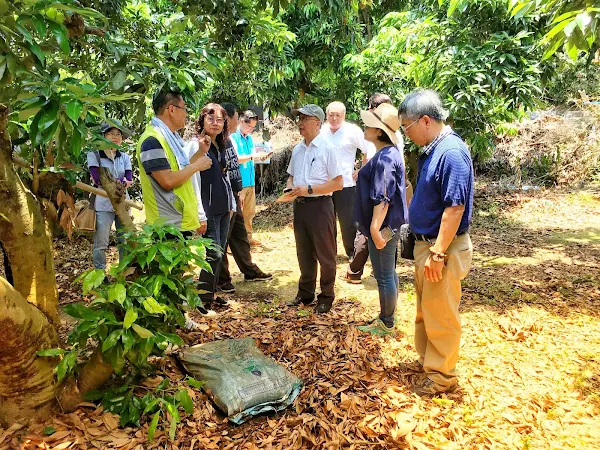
[170,104,187,113]
[105,130,122,138]
[207,116,225,125]
[296,115,319,123]
[400,116,423,133]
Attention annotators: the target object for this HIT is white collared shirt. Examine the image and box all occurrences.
[287,132,343,196]
[321,122,372,188]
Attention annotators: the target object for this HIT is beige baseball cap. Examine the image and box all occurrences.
[360,103,400,144]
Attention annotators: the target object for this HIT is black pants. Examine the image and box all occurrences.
[332,186,357,258]
[218,196,261,285]
[293,196,336,306]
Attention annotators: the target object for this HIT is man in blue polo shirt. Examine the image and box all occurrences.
[398,89,474,397]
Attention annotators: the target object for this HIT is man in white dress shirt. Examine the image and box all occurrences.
[321,101,372,258]
[286,104,343,314]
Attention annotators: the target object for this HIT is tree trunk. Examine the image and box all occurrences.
[0,104,59,324]
[0,278,59,427]
[99,168,134,231]
[56,348,114,413]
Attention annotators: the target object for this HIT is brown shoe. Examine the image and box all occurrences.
[409,377,457,397]
[339,274,362,284]
[399,360,424,373]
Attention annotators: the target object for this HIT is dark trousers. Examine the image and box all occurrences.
[198,213,231,301]
[332,186,357,258]
[218,196,261,285]
[293,196,336,306]
[347,230,369,278]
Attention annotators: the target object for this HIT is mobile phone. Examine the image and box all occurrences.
[380,226,395,242]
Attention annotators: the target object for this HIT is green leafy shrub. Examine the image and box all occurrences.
[66,223,215,373]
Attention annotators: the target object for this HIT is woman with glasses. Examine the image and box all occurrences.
[354,103,408,336]
[87,121,133,272]
[188,103,236,309]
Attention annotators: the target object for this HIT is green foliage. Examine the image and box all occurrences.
[41,222,214,378]
[343,1,545,159]
[544,54,600,103]
[68,223,213,372]
[85,376,204,441]
[510,0,600,60]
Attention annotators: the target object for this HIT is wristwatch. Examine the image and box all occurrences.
[308,185,313,195]
[429,247,447,262]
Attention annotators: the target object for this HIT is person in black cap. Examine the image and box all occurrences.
[285,104,343,314]
[87,120,133,271]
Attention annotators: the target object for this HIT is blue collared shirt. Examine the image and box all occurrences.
[354,145,408,238]
[409,129,474,237]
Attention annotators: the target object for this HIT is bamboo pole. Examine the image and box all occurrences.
[11,155,143,210]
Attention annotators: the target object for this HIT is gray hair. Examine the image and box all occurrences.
[326,101,346,115]
[398,89,448,122]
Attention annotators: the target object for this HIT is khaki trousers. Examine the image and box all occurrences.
[414,233,472,387]
[239,186,256,238]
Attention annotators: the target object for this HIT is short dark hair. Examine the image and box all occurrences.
[378,129,394,144]
[221,103,238,119]
[240,109,258,123]
[152,89,183,115]
[368,93,392,110]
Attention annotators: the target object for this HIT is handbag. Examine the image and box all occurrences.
[73,200,96,232]
[399,223,415,260]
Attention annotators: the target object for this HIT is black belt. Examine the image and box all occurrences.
[414,230,468,242]
[295,196,330,203]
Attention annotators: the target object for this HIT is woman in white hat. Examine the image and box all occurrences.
[354,103,408,336]
[87,120,133,273]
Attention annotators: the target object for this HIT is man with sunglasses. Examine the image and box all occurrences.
[286,104,343,314]
[398,89,474,397]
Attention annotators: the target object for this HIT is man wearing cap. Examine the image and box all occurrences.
[398,89,474,396]
[322,101,372,259]
[286,104,343,314]
[87,120,133,271]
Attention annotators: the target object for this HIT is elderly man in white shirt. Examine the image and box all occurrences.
[321,101,372,259]
[285,104,343,314]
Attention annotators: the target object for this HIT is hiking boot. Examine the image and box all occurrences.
[198,305,218,317]
[339,273,362,284]
[357,318,395,336]
[213,296,229,306]
[217,282,236,293]
[245,271,273,282]
[399,360,424,373]
[288,296,314,307]
[409,377,457,397]
[315,303,332,314]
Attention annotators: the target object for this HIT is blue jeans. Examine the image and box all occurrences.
[368,233,400,328]
[198,213,231,300]
[93,211,125,270]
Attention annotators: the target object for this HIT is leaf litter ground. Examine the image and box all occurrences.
[2,184,600,449]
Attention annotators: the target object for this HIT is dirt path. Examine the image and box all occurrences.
[8,185,600,449]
